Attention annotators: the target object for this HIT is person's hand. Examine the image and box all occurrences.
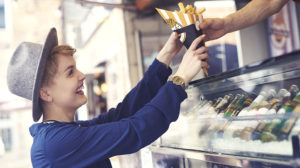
[200,18,228,41]
[174,34,209,85]
[157,32,183,67]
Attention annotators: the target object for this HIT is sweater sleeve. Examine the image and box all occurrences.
[78,59,172,126]
[44,82,187,167]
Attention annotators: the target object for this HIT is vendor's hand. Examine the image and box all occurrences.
[174,34,209,85]
[157,32,183,67]
[200,18,228,41]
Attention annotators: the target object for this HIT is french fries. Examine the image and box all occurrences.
[197,8,206,15]
[156,2,208,76]
[178,2,185,13]
[156,3,205,28]
[177,2,205,15]
[175,2,208,76]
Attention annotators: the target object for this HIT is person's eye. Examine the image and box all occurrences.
[68,69,73,76]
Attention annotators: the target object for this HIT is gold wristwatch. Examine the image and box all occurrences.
[169,76,186,90]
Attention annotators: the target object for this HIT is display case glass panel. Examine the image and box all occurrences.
[159,51,300,163]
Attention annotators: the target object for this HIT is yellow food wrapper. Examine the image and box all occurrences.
[156,8,203,43]
[156,7,208,76]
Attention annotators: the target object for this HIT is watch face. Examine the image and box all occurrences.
[174,77,180,83]
[172,76,185,88]
[169,76,185,89]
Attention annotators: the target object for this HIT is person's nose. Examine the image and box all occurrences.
[78,70,86,81]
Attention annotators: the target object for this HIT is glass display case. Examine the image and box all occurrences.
[151,51,300,168]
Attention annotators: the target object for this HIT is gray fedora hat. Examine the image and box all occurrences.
[7,28,58,122]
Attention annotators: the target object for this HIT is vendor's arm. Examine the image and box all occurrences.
[200,0,289,41]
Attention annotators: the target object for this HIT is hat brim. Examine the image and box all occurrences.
[32,28,58,122]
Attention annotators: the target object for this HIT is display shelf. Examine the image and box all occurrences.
[157,51,300,165]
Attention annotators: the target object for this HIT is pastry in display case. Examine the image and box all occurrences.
[152,51,300,167]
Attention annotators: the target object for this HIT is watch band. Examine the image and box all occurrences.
[169,76,186,90]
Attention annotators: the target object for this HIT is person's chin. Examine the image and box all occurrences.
[75,101,87,110]
[80,96,88,105]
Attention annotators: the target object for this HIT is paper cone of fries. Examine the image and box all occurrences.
[156,8,204,45]
[156,7,208,75]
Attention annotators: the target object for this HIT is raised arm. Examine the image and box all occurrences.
[39,82,186,168]
[78,33,183,125]
[156,32,183,67]
[200,0,289,41]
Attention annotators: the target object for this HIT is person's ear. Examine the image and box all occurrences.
[40,87,53,102]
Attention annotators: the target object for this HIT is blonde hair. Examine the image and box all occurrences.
[42,45,76,86]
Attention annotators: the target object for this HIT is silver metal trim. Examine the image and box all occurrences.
[149,146,292,167]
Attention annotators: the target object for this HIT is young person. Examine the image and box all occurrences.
[7,27,209,167]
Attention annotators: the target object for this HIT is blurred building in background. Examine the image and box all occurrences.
[0,0,62,167]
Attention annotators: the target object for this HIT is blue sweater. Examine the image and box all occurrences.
[29,59,187,168]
